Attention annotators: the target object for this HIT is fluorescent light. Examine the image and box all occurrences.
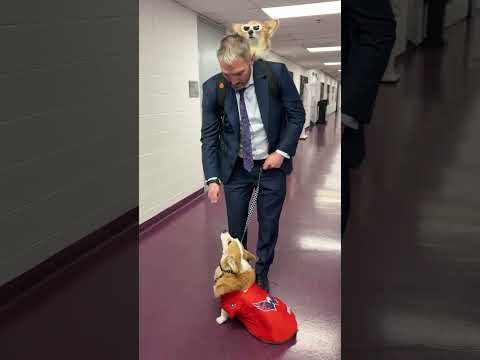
[324,62,341,66]
[262,1,341,19]
[307,46,341,53]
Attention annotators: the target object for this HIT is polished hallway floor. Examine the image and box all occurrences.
[343,12,480,360]
[140,114,341,360]
[0,223,139,360]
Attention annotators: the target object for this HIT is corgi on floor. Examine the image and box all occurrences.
[213,231,298,344]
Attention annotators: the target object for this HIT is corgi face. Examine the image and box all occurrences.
[220,232,243,258]
[214,232,257,298]
[231,20,279,57]
[220,232,257,273]
[239,21,264,41]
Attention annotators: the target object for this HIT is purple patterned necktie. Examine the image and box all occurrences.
[238,88,254,172]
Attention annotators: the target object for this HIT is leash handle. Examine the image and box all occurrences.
[240,167,262,244]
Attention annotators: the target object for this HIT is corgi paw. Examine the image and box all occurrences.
[216,316,228,325]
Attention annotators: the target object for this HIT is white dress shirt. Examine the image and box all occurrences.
[206,66,289,184]
[236,67,290,160]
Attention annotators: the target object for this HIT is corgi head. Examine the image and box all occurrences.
[219,231,256,274]
[214,232,257,298]
[230,19,280,58]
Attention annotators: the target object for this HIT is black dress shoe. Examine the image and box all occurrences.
[256,274,270,292]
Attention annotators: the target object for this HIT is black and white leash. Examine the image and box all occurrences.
[215,167,263,279]
[240,168,263,244]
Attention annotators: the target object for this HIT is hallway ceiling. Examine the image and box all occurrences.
[174,0,341,79]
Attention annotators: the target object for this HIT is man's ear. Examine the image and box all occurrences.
[263,19,279,36]
[243,249,257,262]
[251,53,256,64]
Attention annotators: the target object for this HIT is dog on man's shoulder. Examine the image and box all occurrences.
[213,231,298,344]
[230,19,279,59]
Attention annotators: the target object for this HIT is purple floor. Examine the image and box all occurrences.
[140,115,341,360]
[342,12,480,360]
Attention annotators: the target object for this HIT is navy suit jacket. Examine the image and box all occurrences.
[342,0,396,124]
[201,60,306,184]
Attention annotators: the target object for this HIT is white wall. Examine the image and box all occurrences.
[264,52,338,102]
[444,0,469,27]
[407,0,470,46]
[139,0,203,223]
[263,51,309,93]
[1,1,137,286]
[197,16,224,99]
[390,0,410,57]
[407,0,426,45]
[264,53,338,123]
[312,70,338,115]
[139,1,339,224]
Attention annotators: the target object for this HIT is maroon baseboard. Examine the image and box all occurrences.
[0,207,138,311]
[0,189,206,310]
[139,188,205,234]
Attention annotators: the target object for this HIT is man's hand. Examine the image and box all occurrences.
[263,152,284,170]
[208,183,221,204]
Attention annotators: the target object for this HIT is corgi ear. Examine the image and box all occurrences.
[225,255,239,273]
[242,249,257,262]
[263,19,279,36]
[231,23,243,35]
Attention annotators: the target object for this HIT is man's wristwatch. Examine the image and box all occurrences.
[206,178,221,186]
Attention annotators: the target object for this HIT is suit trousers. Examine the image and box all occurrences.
[224,157,287,276]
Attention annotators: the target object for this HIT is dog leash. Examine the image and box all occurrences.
[240,167,263,244]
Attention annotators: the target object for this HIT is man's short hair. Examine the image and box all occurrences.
[217,34,251,65]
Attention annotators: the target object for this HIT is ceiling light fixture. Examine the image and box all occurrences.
[307,46,341,53]
[262,1,341,19]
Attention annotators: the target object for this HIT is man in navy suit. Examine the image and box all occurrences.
[201,34,305,291]
[341,0,396,235]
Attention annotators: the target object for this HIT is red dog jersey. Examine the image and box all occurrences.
[221,284,298,344]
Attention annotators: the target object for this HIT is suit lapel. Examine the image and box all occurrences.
[225,84,240,135]
[253,61,270,135]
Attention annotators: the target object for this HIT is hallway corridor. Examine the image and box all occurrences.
[343,11,480,360]
[140,114,341,360]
